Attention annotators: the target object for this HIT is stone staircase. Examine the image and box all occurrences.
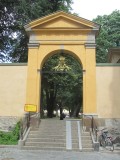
[71,120,93,152]
[81,132,94,151]
[22,118,94,151]
[22,119,66,150]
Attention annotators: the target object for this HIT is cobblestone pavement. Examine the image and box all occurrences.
[0,148,120,160]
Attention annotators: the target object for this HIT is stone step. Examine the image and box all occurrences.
[38,129,65,132]
[81,136,91,140]
[25,142,65,147]
[34,123,64,125]
[72,131,81,134]
[26,138,65,142]
[39,124,66,127]
[81,132,90,136]
[72,148,94,152]
[72,133,90,137]
[71,141,93,149]
[40,124,65,126]
[39,126,65,128]
[29,133,65,136]
[28,133,65,137]
[28,134,65,139]
[40,125,66,127]
[40,123,65,125]
[22,146,94,152]
[82,143,93,148]
[30,130,65,134]
[22,146,65,151]
[72,143,79,148]
[81,140,92,144]
[71,139,81,143]
[39,128,65,131]
[82,148,94,152]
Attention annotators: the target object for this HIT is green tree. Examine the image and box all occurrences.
[93,10,120,63]
[41,53,83,118]
[0,0,19,62]
[0,0,73,62]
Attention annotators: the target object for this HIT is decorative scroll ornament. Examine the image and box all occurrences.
[53,56,71,71]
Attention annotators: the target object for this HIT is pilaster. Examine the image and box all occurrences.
[26,43,40,110]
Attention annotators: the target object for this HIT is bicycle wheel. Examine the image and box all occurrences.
[109,143,114,151]
[110,144,114,151]
[100,136,106,148]
[106,140,114,151]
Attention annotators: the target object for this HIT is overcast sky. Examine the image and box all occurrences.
[72,0,120,20]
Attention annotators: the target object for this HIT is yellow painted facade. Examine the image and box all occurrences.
[0,12,120,118]
[25,11,100,115]
[96,65,120,118]
[0,64,27,116]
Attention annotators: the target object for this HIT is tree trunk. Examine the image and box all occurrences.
[45,82,58,118]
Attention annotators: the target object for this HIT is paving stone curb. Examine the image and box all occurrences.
[0,145,18,148]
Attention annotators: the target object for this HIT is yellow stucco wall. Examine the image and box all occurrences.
[96,65,120,118]
[0,64,27,116]
[0,63,120,118]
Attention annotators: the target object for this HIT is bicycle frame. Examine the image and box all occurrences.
[99,130,114,151]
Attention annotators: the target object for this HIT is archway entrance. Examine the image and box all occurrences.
[25,11,99,116]
[40,51,83,118]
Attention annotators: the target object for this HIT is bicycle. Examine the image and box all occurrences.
[99,129,114,151]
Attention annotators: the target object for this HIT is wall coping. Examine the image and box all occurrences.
[1,63,120,67]
[0,63,28,66]
[96,63,120,67]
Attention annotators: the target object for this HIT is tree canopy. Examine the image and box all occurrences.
[1,1,119,63]
[0,0,73,62]
[41,53,83,118]
[93,10,120,63]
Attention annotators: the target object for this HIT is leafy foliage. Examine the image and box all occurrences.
[93,10,120,63]
[0,0,18,62]
[41,53,83,117]
[0,0,73,62]
[0,121,20,145]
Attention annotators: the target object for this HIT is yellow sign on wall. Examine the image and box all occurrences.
[24,104,37,112]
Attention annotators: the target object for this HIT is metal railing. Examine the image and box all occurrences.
[91,116,98,142]
[19,113,30,140]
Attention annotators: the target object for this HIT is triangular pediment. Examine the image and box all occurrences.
[32,16,92,29]
[25,11,100,31]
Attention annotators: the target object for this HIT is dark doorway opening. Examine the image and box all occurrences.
[40,52,83,118]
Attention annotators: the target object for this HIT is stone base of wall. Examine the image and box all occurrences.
[96,118,120,130]
[0,116,20,132]
[83,118,120,132]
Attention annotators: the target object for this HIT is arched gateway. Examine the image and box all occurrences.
[25,11,100,116]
